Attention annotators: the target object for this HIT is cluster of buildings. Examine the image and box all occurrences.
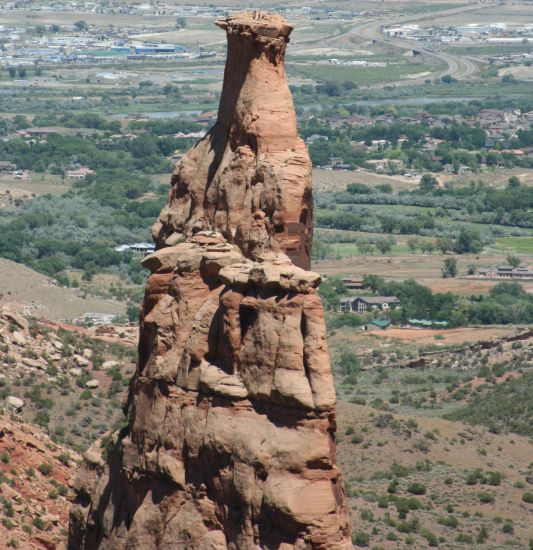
[339,295,401,313]
[305,108,533,172]
[328,59,387,68]
[0,29,195,66]
[382,22,533,44]
[0,2,227,18]
[337,294,450,332]
[477,265,533,280]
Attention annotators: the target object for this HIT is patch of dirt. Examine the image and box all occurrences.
[369,326,514,345]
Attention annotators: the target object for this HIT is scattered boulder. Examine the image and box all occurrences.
[85,379,99,389]
[11,331,27,346]
[5,395,24,411]
[1,309,29,331]
[22,357,45,370]
[73,355,90,368]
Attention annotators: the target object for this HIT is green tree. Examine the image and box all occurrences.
[407,237,419,253]
[74,20,88,31]
[322,81,340,97]
[362,275,385,294]
[312,239,333,260]
[420,241,435,254]
[176,17,187,29]
[357,240,374,255]
[507,175,521,188]
[436,237,454,254]
[442,257,458,278]
[454,228,483,254]
[419,173,438,192]
[375,238,392,255]
[507,254,521,268]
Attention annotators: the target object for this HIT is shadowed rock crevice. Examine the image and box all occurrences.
[69,11,350,550]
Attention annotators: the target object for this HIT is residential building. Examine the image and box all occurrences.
[339,296,400,313]
[0,161,16,172]
[342,278,364,291]
[67,167,94,179]
[477,266,533,280]
[115,243,155,255]
[361,319,391,331]
[407,319,448,328]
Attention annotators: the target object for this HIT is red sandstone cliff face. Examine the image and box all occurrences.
[69,12,350,550]
[153,12,313,270]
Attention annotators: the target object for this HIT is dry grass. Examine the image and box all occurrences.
[368,326,514,345]
[0,173,71,198]
[0,258,124,320]
[337,401,533,547]
[315,253,511,290]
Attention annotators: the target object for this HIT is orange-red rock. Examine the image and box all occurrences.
[69,11,350,550]
[153,11,313,271]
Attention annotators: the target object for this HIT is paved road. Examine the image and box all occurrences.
[346,3,484,83]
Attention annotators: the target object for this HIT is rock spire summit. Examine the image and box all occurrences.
[153,11,313,270]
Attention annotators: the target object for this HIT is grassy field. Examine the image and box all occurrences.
[313,252,533,296]
[495,237,533,254]
[290,62,440,86]
[0,258,125,321]
[0,173,71,198]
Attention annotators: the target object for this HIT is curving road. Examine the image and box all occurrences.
[345,3,484,83]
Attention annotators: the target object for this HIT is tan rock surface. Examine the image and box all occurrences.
[69,11,350,550]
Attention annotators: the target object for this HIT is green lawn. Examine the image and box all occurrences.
[330,242,412,257]
[290,63,439,86]
[495,237,533,254]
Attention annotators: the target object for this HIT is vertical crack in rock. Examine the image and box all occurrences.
[69,11,351,550]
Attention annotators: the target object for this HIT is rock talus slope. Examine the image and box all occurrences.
[69,11,350,550]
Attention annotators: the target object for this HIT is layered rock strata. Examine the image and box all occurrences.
[69,11,350,550]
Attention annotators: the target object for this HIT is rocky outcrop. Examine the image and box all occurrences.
[69,11,350,550]
[153,11,313,271]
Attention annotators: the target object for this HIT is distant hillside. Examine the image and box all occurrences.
[0,258,125,321]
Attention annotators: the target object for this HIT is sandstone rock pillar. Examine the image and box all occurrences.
[69,12,351,550]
